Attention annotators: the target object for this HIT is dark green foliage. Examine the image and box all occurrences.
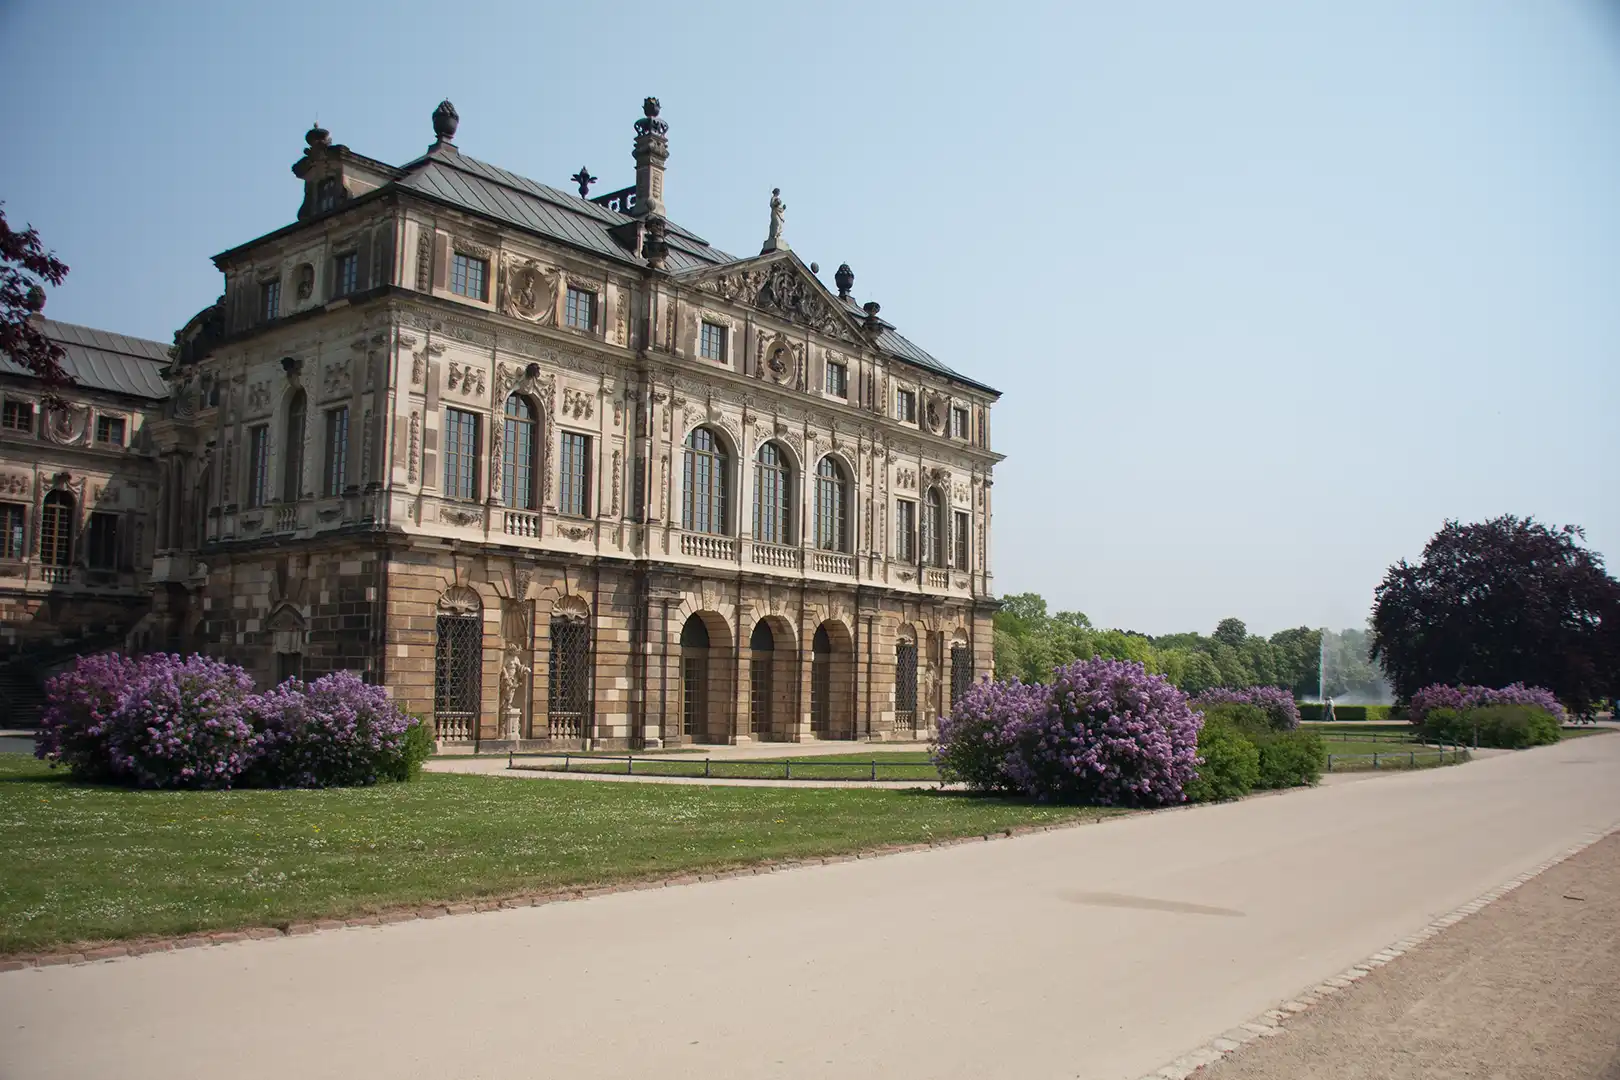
[1296,703,1393,724]
[1251,729,1326,789]
[1371,516,1620,714]
[1184,716,1260,803]
[1199,702,1272,738]
[1298,702,1324,723]
[381,715,435,782]
[1423,705,1561,749]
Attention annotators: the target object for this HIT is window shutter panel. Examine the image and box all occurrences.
[432,233,449,290]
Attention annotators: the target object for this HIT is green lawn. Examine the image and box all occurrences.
[520,750,940,782]
[1558,725,1615,740]
[0,753,1113,955]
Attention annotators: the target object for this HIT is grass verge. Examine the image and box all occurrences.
[0,752,1113,955]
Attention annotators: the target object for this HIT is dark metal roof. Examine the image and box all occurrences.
[1,319,170,399]
[395,149,735,273]
[837,297,998,395]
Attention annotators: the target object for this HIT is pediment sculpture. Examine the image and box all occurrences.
[695,259,857,343]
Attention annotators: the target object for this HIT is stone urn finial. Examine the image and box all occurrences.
[835,263,854,299]
[432,100,460,142]
[305,122,330,150]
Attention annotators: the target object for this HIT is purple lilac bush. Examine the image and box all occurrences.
[933,658,1203,808]
[35,653,427,789]
[1191,686,1300,731]
[250,670,419,788]
[1406,683,1567,725]
[34,652,144,783]
[932,677,1048,794]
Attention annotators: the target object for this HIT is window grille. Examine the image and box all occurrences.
[682,657,704,737]
[95,415,125,446]
[247,426,270,508]
[953,511,970,569]
[334,252,358,297]
[1,400,33,432]
[262,280,281,321]
[895,499,915,562]
[434,613,482,743]
[894,641,918,733]
[87,512,119,570]
[951,645,972,706]
[825,360,847,398]
[547,617,591,741]
[921,489,944,566]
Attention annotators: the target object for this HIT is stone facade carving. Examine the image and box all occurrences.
[440,505,483,527]
[44,405,88,446]
[322,359,350,398]
[696,258,855,343]
[445,362,486,398]
[498,258,560,324]
[610,449,622,516]
[615,290,628,346]
[246,381,271,414]
[407,412,421,484]
[1,473,29,497]
[561,387,594,420]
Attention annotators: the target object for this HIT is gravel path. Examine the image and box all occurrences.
[1200,831,1620,1080]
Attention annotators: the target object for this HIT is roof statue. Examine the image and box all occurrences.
[570,166,597,198]
[761,188,788,254]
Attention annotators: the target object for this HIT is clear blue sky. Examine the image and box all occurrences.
[4,0,1617,636]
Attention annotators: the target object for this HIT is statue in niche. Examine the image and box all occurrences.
[499,647,531,740]
[295,263,315,301]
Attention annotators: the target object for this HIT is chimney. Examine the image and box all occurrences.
[632,97,668,217]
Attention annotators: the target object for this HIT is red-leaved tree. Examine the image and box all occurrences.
[0,203,70,389]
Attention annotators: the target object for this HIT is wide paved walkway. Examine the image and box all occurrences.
[4,734,1619,1080]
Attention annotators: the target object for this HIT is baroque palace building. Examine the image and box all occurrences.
[91,97,1003,747]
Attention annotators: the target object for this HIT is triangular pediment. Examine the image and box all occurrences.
[678,253,863,344]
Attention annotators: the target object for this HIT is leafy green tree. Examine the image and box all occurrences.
[1213,618,1248,650]
[1269,627,1323,698]
[1178,651,1224,695]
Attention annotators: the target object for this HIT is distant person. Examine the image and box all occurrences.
[1323,697,1336,724]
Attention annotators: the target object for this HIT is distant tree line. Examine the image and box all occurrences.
[992,597,1382,699]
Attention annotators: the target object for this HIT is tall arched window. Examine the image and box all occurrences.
[810,625,833,736]
[753,443,790,545]
[39,491,73,567]
[895,637,919,734]
[921,488,944,566]
[434,590,482,744]
[682,427,728,535]
[548,612,590,741]
[502,395,538,509]
[749,619,774,737]
[813,457,848,552]
[282,390,306,503]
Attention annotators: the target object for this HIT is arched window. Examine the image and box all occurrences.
[753,442,791,545]
[282,390,305,503]
[810,625,833,736]
[39,491,73,567]
[502,395,538,509]
[548,612,590,741]
[894,637,919,734]
[680,614,711,737]
[749,620,774,736]
[682,427,728,535]
[921,488,944,566]
[813,457,848,552]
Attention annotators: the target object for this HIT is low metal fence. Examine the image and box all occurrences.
[1324,746,1469,772]
[506,752,935,782]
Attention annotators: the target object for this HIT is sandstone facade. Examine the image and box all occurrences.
[143,97,1005,747]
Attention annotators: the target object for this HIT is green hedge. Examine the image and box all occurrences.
[1188,704,1324,801]
[1296,703,1393,723]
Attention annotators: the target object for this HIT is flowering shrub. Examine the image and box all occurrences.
[934,660,1202,806]
[35,653,429,789]
[932,677,1046,794]
[1191,686,1300,731]
[1406,683,1567,725]
[249,671,422,788]
[35,652,143,782]
[58,654,259,789]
